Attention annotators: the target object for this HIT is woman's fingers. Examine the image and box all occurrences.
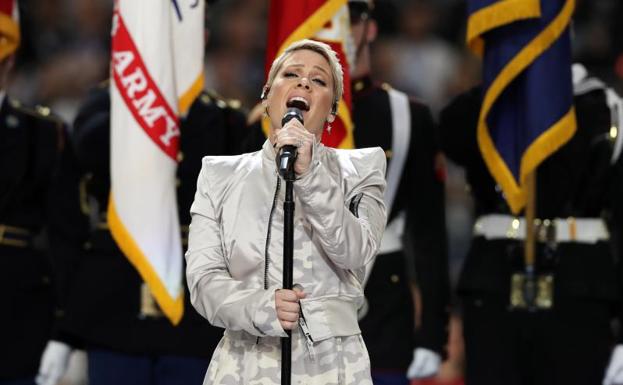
[293,286,306,299]
[276,288,300,301]
[277,309,299,322]
[280,321,297,330]
[274,120,313,150]
[273,120,315,175]
[275,289,306,330]
[277,299,300,313]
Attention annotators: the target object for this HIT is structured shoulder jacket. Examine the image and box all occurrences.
[186,139,387,343]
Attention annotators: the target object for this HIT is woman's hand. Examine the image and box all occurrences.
[274,119,316,175]
[275,287,306,330]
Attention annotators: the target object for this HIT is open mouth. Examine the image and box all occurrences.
[286,96,310,111]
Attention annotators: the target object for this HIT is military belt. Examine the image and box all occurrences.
[0,224,33,248]
[473,214,609,243]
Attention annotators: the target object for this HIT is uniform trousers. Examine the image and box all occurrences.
[462,293,613,385]
[88,350,209,385]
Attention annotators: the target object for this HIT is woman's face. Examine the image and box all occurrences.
[265,49,335,138]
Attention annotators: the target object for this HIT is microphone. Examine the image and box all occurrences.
[278,107,304,179]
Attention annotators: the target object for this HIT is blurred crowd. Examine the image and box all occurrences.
[10,0,623,118]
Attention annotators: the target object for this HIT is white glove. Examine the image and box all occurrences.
[406,347,441,379]
[36,340,72,385]
[604,345,623,385]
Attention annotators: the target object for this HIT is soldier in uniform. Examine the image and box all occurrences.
[33,79,247,385]
[0,1,85,384]
[440,64,623,385]
[347,2,449,384]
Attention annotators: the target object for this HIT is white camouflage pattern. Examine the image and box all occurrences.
[205,329,373,385]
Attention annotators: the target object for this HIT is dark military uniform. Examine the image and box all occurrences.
[0,96,83,382]
[56,83,247,384]
[440,74,623,384]
[351,76,449,377]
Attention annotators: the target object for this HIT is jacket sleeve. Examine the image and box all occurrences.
[293,147,387,271]
[185,161,287,337]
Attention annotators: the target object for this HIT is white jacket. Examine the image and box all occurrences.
[186,139,387,343]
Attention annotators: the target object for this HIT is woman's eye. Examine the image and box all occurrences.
[313,78,327,86]
[284,72,297,78]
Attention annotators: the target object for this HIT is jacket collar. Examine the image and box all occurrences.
[262,138,276,160]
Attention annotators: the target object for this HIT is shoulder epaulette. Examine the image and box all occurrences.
[227,98,241,110]
[204,89,223,107]
[203,89,241,110]
[381,82,393,91]
[8,98,66,150]
[10,99,63,125]
[8,98,21,109]
[97,79,111,90]
[199,92,212,106]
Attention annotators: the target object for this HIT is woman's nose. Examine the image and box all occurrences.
[297,78,311,90]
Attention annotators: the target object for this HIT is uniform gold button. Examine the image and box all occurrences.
[228,99,241,109]
[390,274,400,283]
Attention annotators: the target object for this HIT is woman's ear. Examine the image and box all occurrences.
[260,85,270,100]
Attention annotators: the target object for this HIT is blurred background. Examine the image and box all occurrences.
[9,0,623,316]
[7,1,622,383]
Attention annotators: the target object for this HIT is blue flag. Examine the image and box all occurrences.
[467,0,576,213]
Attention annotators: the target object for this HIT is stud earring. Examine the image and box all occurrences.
[326,123,332,134]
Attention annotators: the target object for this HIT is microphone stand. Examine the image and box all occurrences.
[277,107,302,385]
[281,165,295,385]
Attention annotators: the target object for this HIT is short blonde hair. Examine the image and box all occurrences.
[264,39,344,113]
